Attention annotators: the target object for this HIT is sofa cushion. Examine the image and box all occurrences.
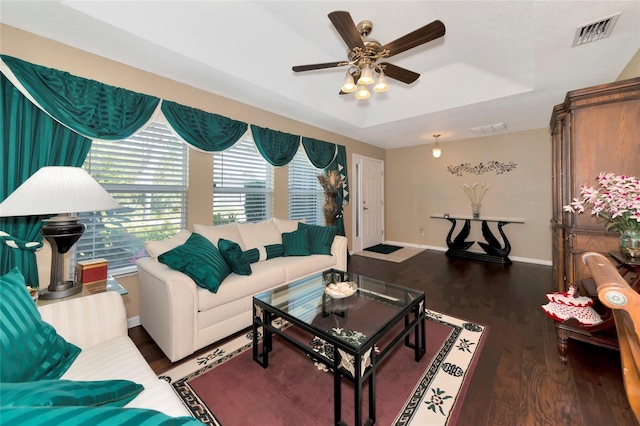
[237,219,282,250]
[0,406,202,425]
[194,223,244,249]
[0,268,81,383]
[218,238,252,276]
[282,229,311,256]
[242,244,285,263]
[197,262,287,312]
[158,233,231,293]
[298,223,338,255]
[145,229,191,261]
[272,217,305,234]
[0,379,143,408]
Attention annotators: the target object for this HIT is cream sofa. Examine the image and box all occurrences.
[38,291,192,418]
[136,218,348,362]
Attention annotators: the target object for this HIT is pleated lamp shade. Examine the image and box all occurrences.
[0,166,120,217]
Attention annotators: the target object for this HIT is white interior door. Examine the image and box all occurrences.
[353,155,384,251]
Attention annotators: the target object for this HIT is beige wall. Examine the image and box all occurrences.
[385,129,552,262]
[1,24,384,321]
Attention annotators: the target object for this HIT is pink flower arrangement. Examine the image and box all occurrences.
[563,172,640,232]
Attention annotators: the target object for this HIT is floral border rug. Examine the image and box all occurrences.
[160,310,487,425]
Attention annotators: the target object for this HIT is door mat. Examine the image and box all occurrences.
[364,243,403,254]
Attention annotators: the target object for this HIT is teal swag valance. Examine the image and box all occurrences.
[301,137,337,169]
[1,55,160,140]
[250,125,300,167]
[161,101,248,152]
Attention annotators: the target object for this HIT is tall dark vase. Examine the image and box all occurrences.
[323,191,338,226]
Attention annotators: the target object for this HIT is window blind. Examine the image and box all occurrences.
[213,138,273,224]
[75,121,188,274]
[288,148,324,225]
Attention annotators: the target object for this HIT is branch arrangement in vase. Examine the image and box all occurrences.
[461,183,489,205]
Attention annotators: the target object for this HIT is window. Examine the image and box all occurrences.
[288,148,324,225]
[75,121,188,274]
[213,138,273,225]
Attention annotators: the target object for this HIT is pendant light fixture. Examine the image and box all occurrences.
[432,134,442,159]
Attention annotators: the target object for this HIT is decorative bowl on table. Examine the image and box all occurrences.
[325,281,357,299]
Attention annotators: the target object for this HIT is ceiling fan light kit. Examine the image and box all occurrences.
[292,11,445,101]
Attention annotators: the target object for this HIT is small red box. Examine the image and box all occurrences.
[76,258,108,285]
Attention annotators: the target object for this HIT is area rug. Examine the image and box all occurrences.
[161,310,486,426]
[364,243,404,254]
[353,246,425,263]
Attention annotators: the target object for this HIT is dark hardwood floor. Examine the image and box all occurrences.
[129,250,637,426]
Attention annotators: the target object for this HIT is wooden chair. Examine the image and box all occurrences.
[582,252,640,423]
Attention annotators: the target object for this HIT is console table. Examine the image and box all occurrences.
[430,215,525,265]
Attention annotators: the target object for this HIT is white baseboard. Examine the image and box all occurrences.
[382,240,552,266]
[127,316,140,329]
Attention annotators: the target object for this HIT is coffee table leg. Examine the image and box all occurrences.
[252,304,271,368]
[334,347,342,425]
[369,366,376,424]
[354,354,362,426]
[415,303,426,362]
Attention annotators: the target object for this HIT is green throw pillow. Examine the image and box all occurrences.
[0,406,203,425]
[282,229,311,256]
[218,238,252,276]
[158,233,231,293]
[298,223,338,255]
[0,268,81,383]
[0,379,143,408]
[242,244,285,263]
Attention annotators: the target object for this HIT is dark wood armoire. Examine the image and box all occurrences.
[550,77,640,293]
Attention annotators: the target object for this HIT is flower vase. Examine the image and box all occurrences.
[471,203,481,219]
[619,229,640,258]
[323,191,338,226]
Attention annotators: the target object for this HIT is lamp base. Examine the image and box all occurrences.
[39,280,83,300]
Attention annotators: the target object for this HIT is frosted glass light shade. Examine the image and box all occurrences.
[0,166,121,217]
[432,144,442,159]
[357,67,374,85]
[373,73,389,92]
[355,85,371,100]
[341,73,357,93]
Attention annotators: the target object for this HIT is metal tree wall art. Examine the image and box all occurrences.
[447,161,517,176]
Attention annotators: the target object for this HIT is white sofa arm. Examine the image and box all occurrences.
[331,235,348,271]
[38,292,127,350]
[136,257,199,362]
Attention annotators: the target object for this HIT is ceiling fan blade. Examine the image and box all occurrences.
[328,11,365,50]
[380,63,420,84]
[381,20,445,57]
[292,61,349,72]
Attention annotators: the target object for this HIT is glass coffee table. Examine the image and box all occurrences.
[252,269,425,426]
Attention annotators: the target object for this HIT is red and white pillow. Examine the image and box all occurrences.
[545,292,594,307]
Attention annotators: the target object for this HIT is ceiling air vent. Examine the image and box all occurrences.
[470,122,507,135]
[572,13,620,47]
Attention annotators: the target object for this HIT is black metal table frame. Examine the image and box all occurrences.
[430,215,524,265]
[252,288,425,426]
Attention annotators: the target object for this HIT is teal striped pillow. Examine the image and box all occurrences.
[217,238,252,276]
[1,379,143,407]
[242,244,284,263]
[282,229,311,256]
[158,233,231,293]
[0,268,81,382]
[0,406,202,425]
[298,223,338,255]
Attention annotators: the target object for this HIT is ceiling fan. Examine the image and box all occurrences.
[292,11,446,99]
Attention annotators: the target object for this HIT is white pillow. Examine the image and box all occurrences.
[271,217,306,234]
[193,223,244,249]
[145,229,192,261]
[237,219,282,250]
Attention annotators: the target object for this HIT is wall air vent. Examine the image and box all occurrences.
[470,122,507,135]
[572,13,620,47]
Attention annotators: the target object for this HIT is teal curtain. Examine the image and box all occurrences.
[250,125,299,166]
[301,137,337,169]
[325,145,350,237]
[0,73,92,287]
[161,101,247,152]
[1,55,159,140]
